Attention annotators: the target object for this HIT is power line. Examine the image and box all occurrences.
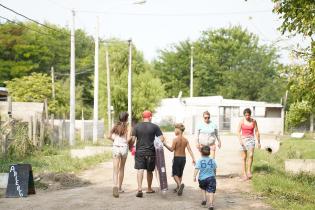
[54,69,94,76]
[0,3,69,35]
[0,15,50,36]
[76,9,271,16]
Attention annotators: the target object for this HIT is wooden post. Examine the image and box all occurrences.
[58,119,63,146]
[310,113,314,133]
[39,117,44,148]
[44,99,48,120]
[81,109,85,142]
[32,116,37,146]
[28,117,33,142]
[7,96,12,118]
[50,114,55,128]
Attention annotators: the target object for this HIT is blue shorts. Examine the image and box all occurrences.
[198,176,216,193]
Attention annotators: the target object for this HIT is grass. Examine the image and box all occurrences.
[0,144,112,174]
[252,137,315,210]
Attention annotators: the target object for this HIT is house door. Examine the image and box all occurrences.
[219,107,231,131]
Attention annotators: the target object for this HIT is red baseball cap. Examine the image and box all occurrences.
[142,110,152,118]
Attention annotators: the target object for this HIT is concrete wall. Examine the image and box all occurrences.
[51,119,104,140]
[0,102,43,121]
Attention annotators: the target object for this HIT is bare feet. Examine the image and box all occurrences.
[241,175,249,181]
[247,172,253,179]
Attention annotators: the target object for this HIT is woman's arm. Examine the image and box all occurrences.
[193,168,199,182]
[254,120,261,149]
[107,130,113,141]
[195,129,201,151]
[214,128,221,148]
[126,126,132,143]
[237,121,245,148]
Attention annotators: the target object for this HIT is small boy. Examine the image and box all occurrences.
[193,146,217,210]
[163,123,195,196]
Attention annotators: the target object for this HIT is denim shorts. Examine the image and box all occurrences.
[198,176,216,193]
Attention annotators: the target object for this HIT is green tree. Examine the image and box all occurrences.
[154,26,286,102]
[98,39,165,126]
[273,0,315,130]
[5,73,83,118]
[0,21,94,117]
[273,0,315,38]
[153,40,192,97]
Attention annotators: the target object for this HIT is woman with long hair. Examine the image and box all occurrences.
[108,112,131,198]
[237,108,261,181]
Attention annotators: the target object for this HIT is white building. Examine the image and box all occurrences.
[153,96,284,135]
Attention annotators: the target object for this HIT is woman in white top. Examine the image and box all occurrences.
[108,112,131,198]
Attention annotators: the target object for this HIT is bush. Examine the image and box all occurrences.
[7,122,34,159]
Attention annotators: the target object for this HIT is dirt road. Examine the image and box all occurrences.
[0,133,273,210]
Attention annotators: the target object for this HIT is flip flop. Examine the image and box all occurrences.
[177,183,185,196]
[146,190,156,194]
[136,191,143,198]
[119,189,125,193]
[113,186,119,198]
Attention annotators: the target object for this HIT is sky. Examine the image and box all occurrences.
[0,0,310,64]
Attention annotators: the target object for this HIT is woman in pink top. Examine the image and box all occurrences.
[237,108,261,181]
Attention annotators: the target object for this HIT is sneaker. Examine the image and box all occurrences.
[113,186,119,198]
[201,200,207,206]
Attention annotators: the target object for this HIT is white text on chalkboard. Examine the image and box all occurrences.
[10,166,24,197]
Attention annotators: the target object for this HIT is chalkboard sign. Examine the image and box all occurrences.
[6,164,35,197]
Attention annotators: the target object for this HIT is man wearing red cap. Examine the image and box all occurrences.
[131,110,165,197]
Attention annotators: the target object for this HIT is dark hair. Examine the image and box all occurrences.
[243,108,252,116]
[203,111,210,116]
[201,146,210,156]
[175,123,185,132]
[111,112,129,137]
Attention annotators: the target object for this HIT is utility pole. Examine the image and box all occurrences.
[51,66,55,100]
[128,39,132,126]
[69,10,76,146]
[190,45,194,98]
[105,44,111,133]
[93,16,99,144]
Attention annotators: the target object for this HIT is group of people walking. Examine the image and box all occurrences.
[107,108,260,210]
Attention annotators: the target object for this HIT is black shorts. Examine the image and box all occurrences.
[134,154,156,171]
[172,156,186,177]
[198,176,216,193]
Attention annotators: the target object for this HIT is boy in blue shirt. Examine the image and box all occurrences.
[193,146,217,210]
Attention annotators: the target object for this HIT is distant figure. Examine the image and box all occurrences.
[194,146,217,210]
[131,110,165,198]
[108,112,131,198]
[163,123,196,196]
[196,111,221,158]
[237,108,261,181]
